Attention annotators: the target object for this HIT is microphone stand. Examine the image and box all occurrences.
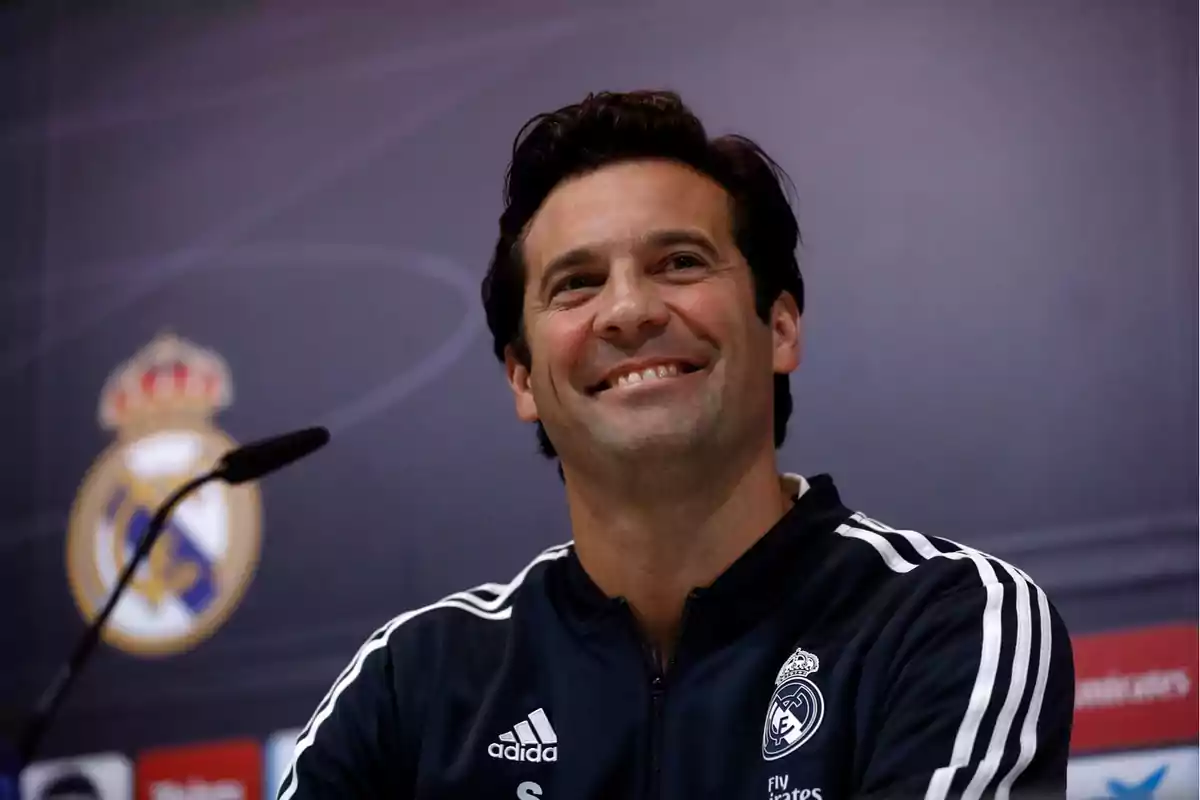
[17,469,220,767]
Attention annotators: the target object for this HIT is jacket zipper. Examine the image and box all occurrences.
[640,591,699,800]
[647,658,666,800]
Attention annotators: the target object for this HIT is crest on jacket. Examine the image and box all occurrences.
[763,646,825,760]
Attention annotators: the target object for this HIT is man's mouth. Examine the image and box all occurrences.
[587,360,705,395]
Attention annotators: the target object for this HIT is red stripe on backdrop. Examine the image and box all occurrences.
[1070,623,1199,754]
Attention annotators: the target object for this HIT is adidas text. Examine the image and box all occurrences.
[488,742,558,762]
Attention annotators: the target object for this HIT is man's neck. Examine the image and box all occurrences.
[563,449,793,667]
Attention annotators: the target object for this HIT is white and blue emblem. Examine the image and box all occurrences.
[762,646,825,761]
[67,333,262,657]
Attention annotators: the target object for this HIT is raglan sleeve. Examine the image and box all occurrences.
[276,623,419,799]
[856,559,1076,800]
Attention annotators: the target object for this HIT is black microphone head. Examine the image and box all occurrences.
[215,426,330,485]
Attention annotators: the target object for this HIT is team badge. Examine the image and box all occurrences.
[762,646,825,761]
[66,333,262,657]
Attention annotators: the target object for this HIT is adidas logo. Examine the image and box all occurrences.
[487,708,558,763]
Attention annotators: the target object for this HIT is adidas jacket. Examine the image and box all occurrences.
[278,474,1075,800]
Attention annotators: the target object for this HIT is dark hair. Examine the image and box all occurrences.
[481,90,804,463]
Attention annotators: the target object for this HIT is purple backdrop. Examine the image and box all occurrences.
[1,0,1196,758]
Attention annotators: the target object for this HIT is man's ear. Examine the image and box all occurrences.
[770,292,803,376]
[504,345,540,423]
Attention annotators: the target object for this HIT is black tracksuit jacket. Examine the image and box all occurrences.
[278,474,1075,799]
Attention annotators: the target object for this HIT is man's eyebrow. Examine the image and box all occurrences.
[537,247,599,297]
[639,229,720,260]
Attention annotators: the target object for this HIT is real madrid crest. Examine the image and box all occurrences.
[762,646,825,761]
[67,333,262,657]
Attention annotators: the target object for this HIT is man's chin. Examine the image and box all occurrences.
[585,417,715,457]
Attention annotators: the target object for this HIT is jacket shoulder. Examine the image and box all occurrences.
[837,513,1074,798]
[376,542,572,660]
[278,543,572,798]
[833,510,1048,598]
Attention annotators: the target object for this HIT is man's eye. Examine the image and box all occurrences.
[552,274,601,296]
[665,253,705,270]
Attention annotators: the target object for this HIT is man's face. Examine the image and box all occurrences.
[506,159,801,467]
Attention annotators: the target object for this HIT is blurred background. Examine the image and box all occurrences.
[1,0,1196,797]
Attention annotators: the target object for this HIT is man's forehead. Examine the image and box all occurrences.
[522,160,732,271]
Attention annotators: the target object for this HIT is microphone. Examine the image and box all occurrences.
[214,426,331,485]
[15,426,331,772]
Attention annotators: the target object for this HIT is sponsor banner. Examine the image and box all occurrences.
[21,752,133,799]
[1068,746,1199,799]
[264,729,301,798]
[1072,623,1198,753]
[135,739,261,800]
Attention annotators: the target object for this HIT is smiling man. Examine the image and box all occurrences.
[281,91,1076,799]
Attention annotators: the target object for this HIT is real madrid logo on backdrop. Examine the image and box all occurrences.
[762,646,825,761]
[67,333,262,657]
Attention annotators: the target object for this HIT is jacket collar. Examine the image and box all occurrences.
[549,473,851,654]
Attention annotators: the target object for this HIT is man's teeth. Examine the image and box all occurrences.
[613,364,681,388]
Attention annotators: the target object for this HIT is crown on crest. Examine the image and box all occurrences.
[775,648,820,686]
[98,332,232,430]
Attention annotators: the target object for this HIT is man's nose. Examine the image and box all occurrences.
[592,269,669,344]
